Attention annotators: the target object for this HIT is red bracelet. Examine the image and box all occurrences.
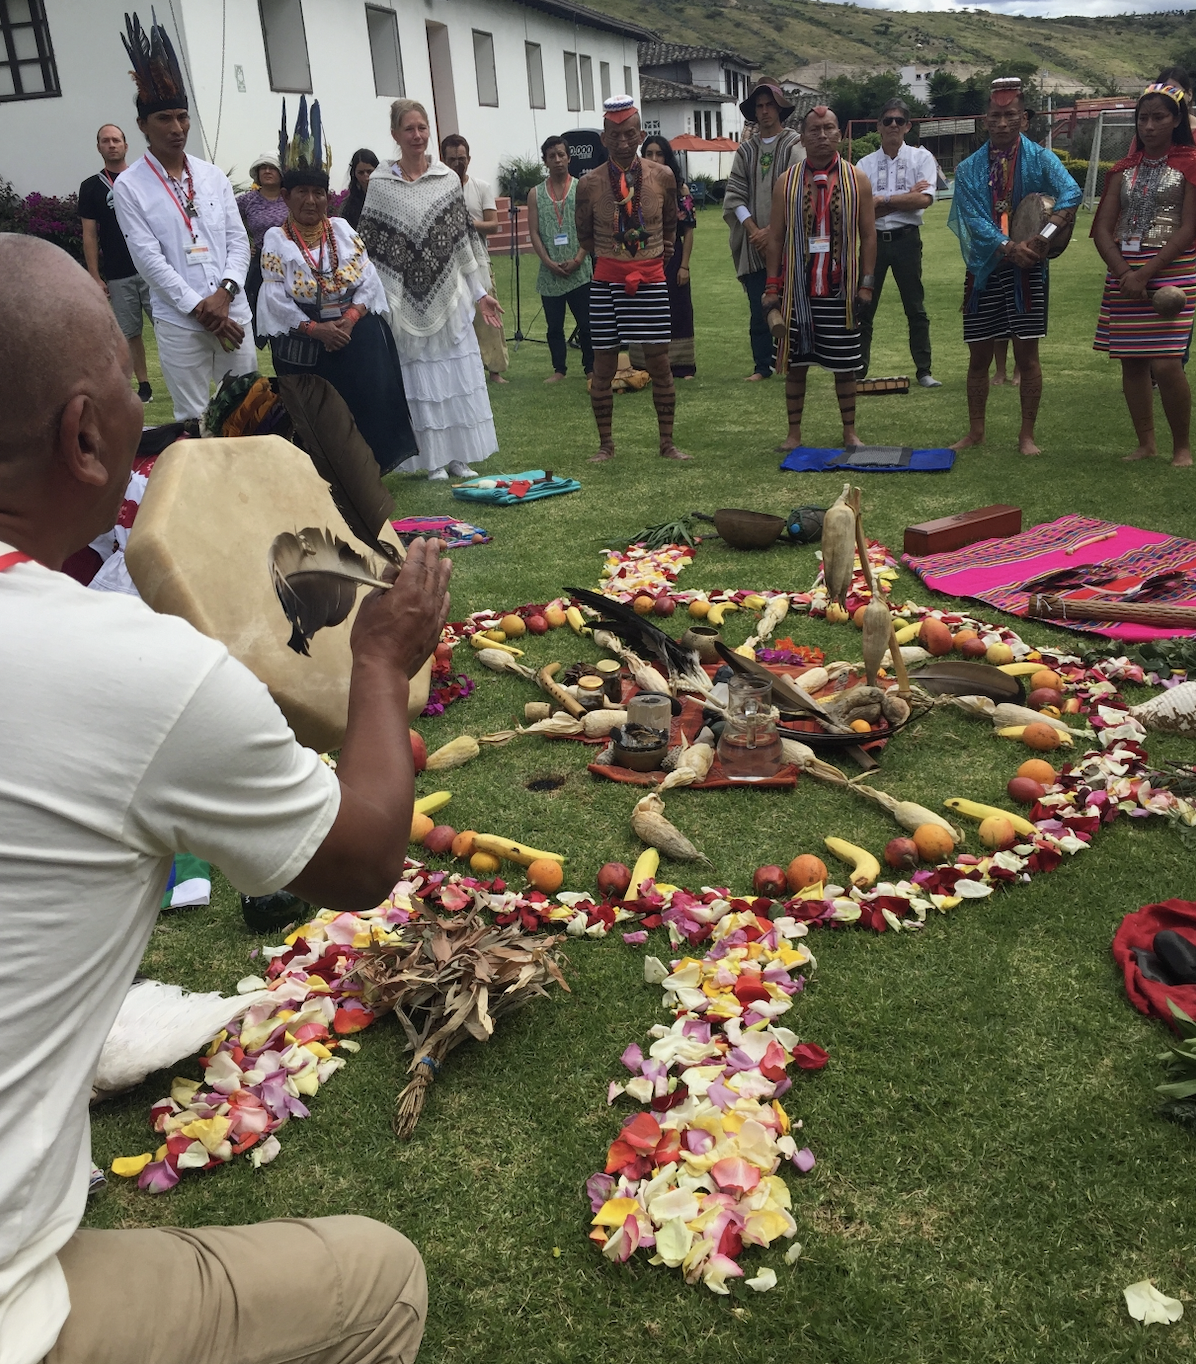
[765,276,783,288]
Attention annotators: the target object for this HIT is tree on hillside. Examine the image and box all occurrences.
[823,71,928,127]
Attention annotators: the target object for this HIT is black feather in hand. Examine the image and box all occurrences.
[270,528,388,655]
[564,586,694,673]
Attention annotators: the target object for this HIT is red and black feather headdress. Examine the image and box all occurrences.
[122,10,188,117]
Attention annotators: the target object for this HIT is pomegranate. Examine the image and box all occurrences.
[525,615,549,635]
[883,837,919,871]
[753,865,788,898]
[597,862,633,898]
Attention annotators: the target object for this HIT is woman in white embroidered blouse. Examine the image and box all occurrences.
[257,165,418,474]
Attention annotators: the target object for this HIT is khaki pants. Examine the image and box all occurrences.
[474,269,509,376]
[45,1215,426,1364]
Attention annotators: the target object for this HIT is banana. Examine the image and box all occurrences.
[742,594,767,611]
[413,791,452,815]
[995,725,1073,746]
[629,847,660,896]
[469,633,523,656]
[943,798,1036,838]
[997,662,1045,677]
[471,834,564,867]
[566,606,591,636]
[893,621,921,646]
[706,601,739,627]
[823,836,881,889]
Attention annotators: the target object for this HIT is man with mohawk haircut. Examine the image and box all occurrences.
[112,12,254,420]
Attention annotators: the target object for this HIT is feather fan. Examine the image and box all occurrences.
[270,527,388,655]
[93,978,270,1102]
[565,586,695,674]
[121,12,188,112]
[276,374,401,564]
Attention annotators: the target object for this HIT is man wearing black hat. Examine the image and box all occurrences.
[111,15,253,420]
[723,80,804,381]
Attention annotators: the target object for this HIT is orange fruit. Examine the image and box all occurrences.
[410,812,434,845]
[633,595,655,615]
[852,605,868,629]
[786,854,828,892]
[912,823,955,863]
[452,830,477,859]
[470,851,502,875]
[1030,668,1064,692]
[544,605,567,628]
[1022,721,1061,752]
[952,629,978,648]
[849,718,872,733]
[500,613,526,637]
[526,858,563,893]
[1017,758,1057,785]
[979,815,1017,851]
[688,599,711,619]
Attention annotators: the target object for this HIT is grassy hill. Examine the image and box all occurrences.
[601,0,1196,93]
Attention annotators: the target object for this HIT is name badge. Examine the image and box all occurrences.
[1121,236,1142,254]
[810,236,831,255]
[184,240,212,267]
[554,233,570,246]
[319,303,344,320]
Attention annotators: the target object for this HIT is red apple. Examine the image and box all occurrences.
[526,614,548,635]
[959,637,988,659]
[653,595,676,617]
[753,864,788,898]
[409,729,427,774]
[1007,776,1046,805]
[597,862,633,898]
[423,825,457,855]
[434,642,454,666]
[1026,687,1063,712]
[884,837,919,871]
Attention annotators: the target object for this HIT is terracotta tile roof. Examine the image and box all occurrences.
[638,42,755,68]
[641,75,730,104]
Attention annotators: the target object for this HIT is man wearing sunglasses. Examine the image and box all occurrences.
[855,98,941,388]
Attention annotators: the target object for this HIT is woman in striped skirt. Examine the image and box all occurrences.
[1093,80,1196,468]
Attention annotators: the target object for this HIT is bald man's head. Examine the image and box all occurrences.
[0,235,129,473]
[0,235,143,567]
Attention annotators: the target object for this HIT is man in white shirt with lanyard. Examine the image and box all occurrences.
[0,232,440,1364]
[855,97,942,387]
[112,16,253,421]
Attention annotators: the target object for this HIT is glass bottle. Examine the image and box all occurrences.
[717,674,782,781]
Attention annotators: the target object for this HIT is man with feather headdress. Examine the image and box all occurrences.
[112,13,255,420]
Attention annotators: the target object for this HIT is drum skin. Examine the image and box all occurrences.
[126,435,431,752]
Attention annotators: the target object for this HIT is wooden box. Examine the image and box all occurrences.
[904,504,1022,557]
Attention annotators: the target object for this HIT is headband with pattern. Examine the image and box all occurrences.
[1143,81,1187,106]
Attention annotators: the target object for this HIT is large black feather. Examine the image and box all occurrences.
[908,661,1025,704]
[565,586,693,673]
[276,374,400,565]
[269,528,388,655]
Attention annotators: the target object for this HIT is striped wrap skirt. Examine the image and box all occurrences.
[589,280,672,350]
[1094,247,1196,359]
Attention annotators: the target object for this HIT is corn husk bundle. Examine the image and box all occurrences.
[475,648,534,678]
[657,734,715,791]
[631,793,712,865]
[778,736,854,786]
[821,483,856,609]
[847,780,964,842]
[520,709,628,739]
[1131,680,1196,734]
[743,595,790,650]
[426,736,481,770]
[354,904,569,1138]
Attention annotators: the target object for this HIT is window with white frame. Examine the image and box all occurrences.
[259,0,312,93]
[643,118,660,136]
[579,54,593,110]
[623,64,633,95]
[525,41,545,108]
[0,0,59,101]
[599,60,610,101]
[365,6,404,98]
[716,110,723,137]
[564,50,580,111]
[473,30,498,106]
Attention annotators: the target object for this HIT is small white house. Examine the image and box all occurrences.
[899,64,937,107]
[638,43,756,145]
[2,0,652,198]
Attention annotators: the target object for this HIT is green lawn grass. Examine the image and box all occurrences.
[93,206,1196,1362]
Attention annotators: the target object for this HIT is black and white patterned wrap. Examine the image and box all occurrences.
[358,163,488,348]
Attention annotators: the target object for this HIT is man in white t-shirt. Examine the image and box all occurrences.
[0,234,445,1364]
[855,98,942,387]
[441,134,510,384]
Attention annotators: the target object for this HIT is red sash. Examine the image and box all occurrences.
[0,550,32,572]
[594,256,666,295]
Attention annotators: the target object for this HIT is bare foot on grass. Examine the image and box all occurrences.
[589,444,615,463]
[489,374,509,384]
[1173,447,1193,468]
[1123,444,1158,462]
[1019,435,1042,456]
[660,444,693,461]
[744,372,769,382]
[950,431,985,450]
[544,372,566,384]
[990,373,1007,387]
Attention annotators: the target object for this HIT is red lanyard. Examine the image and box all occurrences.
[547,176,572,232]
[292,224,329,277]
[145,156,197,240]
[0,551,32,572]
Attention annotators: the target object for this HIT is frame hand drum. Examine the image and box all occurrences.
[126,435,431,753]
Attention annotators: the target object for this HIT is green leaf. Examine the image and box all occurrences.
[1155,1078,1196,1099]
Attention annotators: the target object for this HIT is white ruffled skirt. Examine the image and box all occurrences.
[391,294,498,474]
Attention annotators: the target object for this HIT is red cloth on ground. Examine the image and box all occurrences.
[1112,898,1196,1032]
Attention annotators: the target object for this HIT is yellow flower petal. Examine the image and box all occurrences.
[111,1153,153,1177]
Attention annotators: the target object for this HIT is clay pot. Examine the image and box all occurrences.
[681,625,721,663]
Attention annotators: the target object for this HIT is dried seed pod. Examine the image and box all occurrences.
[821,483,856,608]
[630,793,712,865]
[425,736,481,771]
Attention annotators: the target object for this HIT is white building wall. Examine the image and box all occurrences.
[3,0,642,198]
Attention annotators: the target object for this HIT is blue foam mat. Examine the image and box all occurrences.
[779,446,956,474]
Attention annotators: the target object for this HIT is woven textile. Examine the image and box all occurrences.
[963,260,1046,342]
[1094,247,1196,357]
[358,161,487,356]
[589,280,671,348]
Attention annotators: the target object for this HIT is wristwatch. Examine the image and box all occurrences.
[219,278,240,298]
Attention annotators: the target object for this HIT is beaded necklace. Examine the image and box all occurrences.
[608,157,647,256]
[284,216,340,287]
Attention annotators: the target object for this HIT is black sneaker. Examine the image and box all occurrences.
[137,381,153,402]
[240,889,310,935]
